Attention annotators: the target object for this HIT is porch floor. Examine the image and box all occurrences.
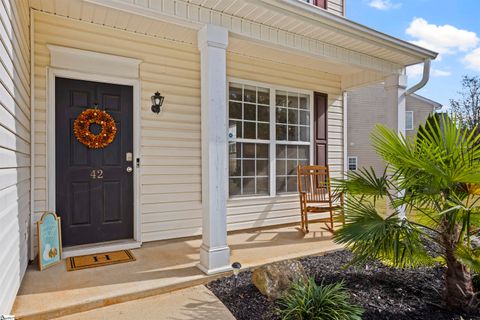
[13,223,342,319]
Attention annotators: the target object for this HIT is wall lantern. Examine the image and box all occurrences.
[151,91,165,114]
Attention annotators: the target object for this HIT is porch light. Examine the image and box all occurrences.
[231,262,242,288]
[151,91,165,114]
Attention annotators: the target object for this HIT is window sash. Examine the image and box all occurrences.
[228,80,314,198]
[406,111,414,130]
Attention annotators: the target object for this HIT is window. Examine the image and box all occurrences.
[348,157,357,171]
[406,111,414,131]
[228,81,312,197]
[299,0,326,8]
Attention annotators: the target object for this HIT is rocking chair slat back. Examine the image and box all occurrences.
[297,165,332,203]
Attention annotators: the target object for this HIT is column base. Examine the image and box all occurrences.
[197,244,231,275]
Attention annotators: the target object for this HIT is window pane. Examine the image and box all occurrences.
[244,122,256,139]
[287,176,297,192]
[258,123,269,140]
[243,143,256,158]
[276,177,286,193]
[288,93,298,108]
[244,85,256,103]
[276,125,287,140]
[299,94,308,109]
[258,88,270,105]
[287,145,297,158]
[257,178,269,195]
[298,145,309,159]
[229,102,242,119]
[276,91,286,107]
[288,109,298,124]
[258,106,269,122]
[229,159,241,176]
[229,121,242,139]
[243,160,255,176]
[300,126,309,142]
[257,160,269,176]
[229,83,242,101]
[287,160,297,175]
[257,144,269,158]
[300,110,309,125]
[276,144,286,158]
[243,178,256,194]
[244,104,256,121]
[288,126,298,141]
[276,160,286,175]
[276,107,287,123]
[229,178,241,196]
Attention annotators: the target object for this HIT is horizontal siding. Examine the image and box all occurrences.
[327,0,344,16]
[226,52,343,230]
[33,12,344,243]
[33,12,202,244]
[0,0,30,314]
[347,84,435,174]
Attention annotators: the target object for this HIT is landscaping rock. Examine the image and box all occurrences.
[251,259,307,300]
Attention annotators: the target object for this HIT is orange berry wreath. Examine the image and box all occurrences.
[73,109,117,149]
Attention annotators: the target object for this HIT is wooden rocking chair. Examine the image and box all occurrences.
[297,165,344,233]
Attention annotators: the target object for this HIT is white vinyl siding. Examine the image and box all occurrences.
[0,0,31,314]
[226,52,344,231]
[327,0,345,15]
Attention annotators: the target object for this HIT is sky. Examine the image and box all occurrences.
[346,0,480,110]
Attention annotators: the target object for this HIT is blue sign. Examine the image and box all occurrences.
[38,212,62,270]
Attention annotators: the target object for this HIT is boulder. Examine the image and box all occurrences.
[252,259,307,300]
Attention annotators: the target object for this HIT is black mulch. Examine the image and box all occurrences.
[206,250,480,320]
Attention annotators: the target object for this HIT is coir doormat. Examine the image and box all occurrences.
[66,250,135,271]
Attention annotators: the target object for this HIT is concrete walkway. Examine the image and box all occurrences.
[54,285,235,320]
[13,223,341,319]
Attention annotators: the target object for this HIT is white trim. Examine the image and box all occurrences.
[62,239,141,259]
[405,110,414,131]
[46,67,142,247]
[47,45,141,79]
[29,8,36,261]
[226,77,314,198]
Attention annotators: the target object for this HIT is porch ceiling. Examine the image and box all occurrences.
[30,0,437,89]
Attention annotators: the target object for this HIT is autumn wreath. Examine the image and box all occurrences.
[73,109,117,149]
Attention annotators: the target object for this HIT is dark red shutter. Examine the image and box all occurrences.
[314,0,326,8]
[314,92,328,166]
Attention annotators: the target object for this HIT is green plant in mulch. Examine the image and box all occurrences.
[276,277,364,320]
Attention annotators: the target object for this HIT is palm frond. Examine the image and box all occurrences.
[334,197,435,268]
[454,245,480,274]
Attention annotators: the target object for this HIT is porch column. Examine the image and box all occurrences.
[197,24,231,274]
[384,74,407,218]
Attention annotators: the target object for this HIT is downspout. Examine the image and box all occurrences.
[405,58,431,95]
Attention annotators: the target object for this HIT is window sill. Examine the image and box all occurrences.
[228,193,298,202]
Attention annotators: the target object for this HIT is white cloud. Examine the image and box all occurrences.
[368,0,401,10]
[464,48,480,71]
[432,69,452,77]
[406,18,479,58]
[407,64,451,78]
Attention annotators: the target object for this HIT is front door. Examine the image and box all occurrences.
[55,77,134,247]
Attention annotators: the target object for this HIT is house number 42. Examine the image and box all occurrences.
[90,169,104,179]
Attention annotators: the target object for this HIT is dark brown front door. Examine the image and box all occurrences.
[55,77,134,247]
[314,92,328,166]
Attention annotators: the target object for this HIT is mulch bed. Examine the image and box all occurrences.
[206,250,480,320]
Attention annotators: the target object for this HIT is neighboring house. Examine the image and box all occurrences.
[346,84,442,173]
[0,0,437,313]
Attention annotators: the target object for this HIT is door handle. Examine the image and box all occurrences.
[126,166,133,173]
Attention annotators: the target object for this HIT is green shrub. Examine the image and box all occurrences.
[276,277,364,320]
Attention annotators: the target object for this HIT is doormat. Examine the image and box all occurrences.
[66,250,135,271]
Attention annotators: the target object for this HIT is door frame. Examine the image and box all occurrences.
[46,67,142,256]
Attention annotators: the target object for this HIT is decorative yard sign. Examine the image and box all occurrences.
[37,212,62,270]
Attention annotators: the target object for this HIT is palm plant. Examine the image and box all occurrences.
[334,115,480,311]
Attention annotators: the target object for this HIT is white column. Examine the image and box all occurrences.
[197,24,231,275]
[384,73,407,218]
